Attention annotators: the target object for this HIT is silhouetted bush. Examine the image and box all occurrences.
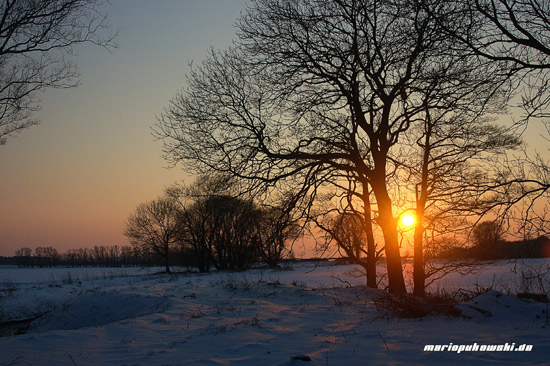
[372,292,460,319]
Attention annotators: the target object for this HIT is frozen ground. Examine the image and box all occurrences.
[0,260,549,365]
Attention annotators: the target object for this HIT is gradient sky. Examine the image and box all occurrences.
[0,0,248,256]
[1,1,548,258]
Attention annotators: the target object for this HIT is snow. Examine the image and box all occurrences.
[0,266,164,285]
[1,260,549,365]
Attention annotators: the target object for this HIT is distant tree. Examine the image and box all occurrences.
[34,246,59,267]
[64,248,77,267]
[171,175,285,271]
[91,245,106,266]
[14,247,32,267]
[313,174,383,288]
[124,196,184,273]
[211,195,262,271]
[309,172,380,289]
[48,246,60,267]
[34,247,45,267]
[0,0,116,145]
[472,220,506,259]
[169,175,232,273]
[255,204,301,269]
[182,193,261,272]
[77,247,91,266]
[107,245,120,266]
[120,245,140,266]
[318,208,383,285]
[178,199,214,273]
[61,245,157,267]
[175,244,198,271]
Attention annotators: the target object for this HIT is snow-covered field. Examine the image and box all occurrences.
[0,260,549,365]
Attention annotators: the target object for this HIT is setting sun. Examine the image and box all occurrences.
[400,213,415,227]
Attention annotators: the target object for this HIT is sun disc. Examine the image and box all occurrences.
[401,213,415,227]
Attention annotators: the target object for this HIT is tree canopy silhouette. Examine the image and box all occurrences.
[157,0,520,294]
[0,0,115,145]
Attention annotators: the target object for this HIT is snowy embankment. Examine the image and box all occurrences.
[0,260,549,365]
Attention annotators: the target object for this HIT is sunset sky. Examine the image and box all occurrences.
[0,0,247,256]
[1,0,548,258]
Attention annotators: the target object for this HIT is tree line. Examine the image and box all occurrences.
[13,245,152,268]
[11,175,300,272]
[434,221,550,260]
[123,175,301,274]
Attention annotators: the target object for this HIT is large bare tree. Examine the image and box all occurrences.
[0,0,115,145]
[255,200,302,269]
[157,0,514,294]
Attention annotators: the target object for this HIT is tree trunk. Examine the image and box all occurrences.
[362,183,378,289]
[414,116,432,297]
[413,217,425,297]
[371,178,407,294]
